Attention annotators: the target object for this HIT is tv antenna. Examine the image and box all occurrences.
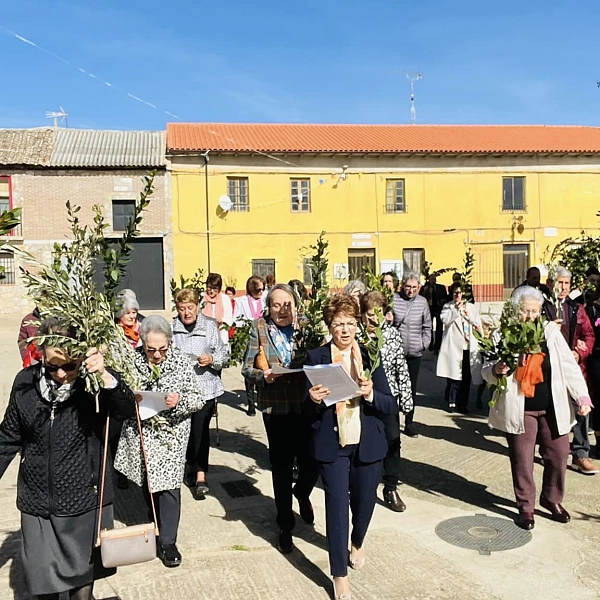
[45,107,68,128]
[399,72,422,124]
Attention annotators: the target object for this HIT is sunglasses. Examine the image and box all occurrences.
[45,362,79,373]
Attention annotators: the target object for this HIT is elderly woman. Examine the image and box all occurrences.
[202,272,234,345]
[305,295,395,600]
[482,287,593,530]
[242,284,318,555]
[437,282,483,413]
[344,280,366,303]
[235,275,267,416]
[0,317,136,600]
[115,293,142,348]
[115,315,205,568]
[360,291,412,513]
[172,288,229,499]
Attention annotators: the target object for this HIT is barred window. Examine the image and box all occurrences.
[502,177,525,211]
[0,178,10,214]
[291,179,310,212]
[0,251,15,284]
[112,200,136,231]
[386,179,405,213]
[227,177,249,212]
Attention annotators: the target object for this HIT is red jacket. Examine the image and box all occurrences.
[18,309,41,361]
[562,300,594,379]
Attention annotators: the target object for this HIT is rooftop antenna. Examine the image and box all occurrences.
[45,107,68,128]
[399,72,422,124]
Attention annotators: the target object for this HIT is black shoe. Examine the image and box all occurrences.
[404,424,419,438]
[515,512,535,530]
[157,541,182,568]
[192,481,209,500]
[383,489,406,512]
[247,405,256,416]
[185,473,196,488]
[296,496,314,525]
[277,529,293,554]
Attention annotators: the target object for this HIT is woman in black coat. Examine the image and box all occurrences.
[305,295,395,600]
[0,318,136,600]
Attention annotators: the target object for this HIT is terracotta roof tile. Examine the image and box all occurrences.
[167,123,600,155]
[0,128,54,166]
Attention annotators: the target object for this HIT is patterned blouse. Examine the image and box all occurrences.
[380,323,413,413]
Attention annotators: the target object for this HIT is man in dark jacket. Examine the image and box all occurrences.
[420,274,448,353]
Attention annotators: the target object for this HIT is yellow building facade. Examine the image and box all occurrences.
[168,124,600,301]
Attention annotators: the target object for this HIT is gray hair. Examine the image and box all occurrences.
[265,283,300,310]
[403,272,421,285]
[115,293,140,319]
[140,315,173,344]
[344,280,366,296]
[511,286,544,308]
[555,266,572,279]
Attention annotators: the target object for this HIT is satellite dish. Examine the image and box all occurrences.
[218,195,232,212]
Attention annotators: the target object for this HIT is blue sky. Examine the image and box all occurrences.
[1,0,599,129]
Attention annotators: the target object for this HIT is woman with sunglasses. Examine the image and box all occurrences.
[0,317,136,600]
[305,295,395,600]
[114,315,205,568]
[436,282,483,413]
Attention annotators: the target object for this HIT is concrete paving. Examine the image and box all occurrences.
[0,313,599,599]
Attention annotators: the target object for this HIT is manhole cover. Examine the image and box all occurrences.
[435,514,531,555]
[221,480,261,499]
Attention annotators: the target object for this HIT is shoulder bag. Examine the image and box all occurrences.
[96,403,159,568]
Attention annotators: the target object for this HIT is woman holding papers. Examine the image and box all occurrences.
[242,283,319,555]
[305,295,396,600]
[172,288,229,500]
[115,315,205,568]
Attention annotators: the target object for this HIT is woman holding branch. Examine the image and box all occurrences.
[482,287,592,530]
[0,318,136,600]
[305,295,395,600]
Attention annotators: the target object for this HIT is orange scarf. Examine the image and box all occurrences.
[515,352,545,398]
[331,340,364,447]
[121,321,140,347]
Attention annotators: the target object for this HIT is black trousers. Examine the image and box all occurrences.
[430,313,444,352]
[381,409,401,490]
[404,356,422,426]
[186,398,215,473]
[245,379,257,408]
[587,353,600,432]
[320,445,382,577]
[444,350,472,410]
[143,486,181,546]
[262,412,319,532]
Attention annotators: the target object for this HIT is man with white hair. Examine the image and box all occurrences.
[392,273,432,437]
[554,267,598,475]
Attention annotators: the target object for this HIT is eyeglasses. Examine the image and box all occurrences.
[519,309,540,317]
[145,347,169,355]
[45,362,79,373]
[404,285,419,290]
[331,321,357,331]
[255,288,264,293]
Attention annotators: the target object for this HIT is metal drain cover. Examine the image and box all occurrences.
[221,479,261,499]
[435,514,532,555]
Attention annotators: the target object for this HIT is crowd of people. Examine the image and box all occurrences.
[1,265,599,600]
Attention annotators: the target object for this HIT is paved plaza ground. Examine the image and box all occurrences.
[0,314,599,600]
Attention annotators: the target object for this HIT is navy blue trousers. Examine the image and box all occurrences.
[319,444,382,577]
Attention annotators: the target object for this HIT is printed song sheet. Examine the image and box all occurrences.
[303,364,359,406]
[135,391,168,420]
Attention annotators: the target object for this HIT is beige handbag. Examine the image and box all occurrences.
[96,403,159,568]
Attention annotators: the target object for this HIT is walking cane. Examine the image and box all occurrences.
[214,397,220,447]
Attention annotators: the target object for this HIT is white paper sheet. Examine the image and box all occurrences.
[270,364,304,375]
[303,364,360,406]
[135,390,168,420]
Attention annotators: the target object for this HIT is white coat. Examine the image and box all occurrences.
[481,321,591,435]
[234,294,264,325]
[436,301,482,384]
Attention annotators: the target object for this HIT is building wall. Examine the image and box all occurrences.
[0,168,172,313]
[170,154,600,298]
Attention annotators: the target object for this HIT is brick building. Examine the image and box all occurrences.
[0,128,171,313]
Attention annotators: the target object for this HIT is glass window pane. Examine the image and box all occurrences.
[513,177,524,209]
[503,178,513,210]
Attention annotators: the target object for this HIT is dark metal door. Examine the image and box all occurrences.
[96,237,165,310]
[503,244,529,298]
[348,248,376,281]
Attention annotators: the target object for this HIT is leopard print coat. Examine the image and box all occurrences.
[380,323,413,413]
[114,346,205,492]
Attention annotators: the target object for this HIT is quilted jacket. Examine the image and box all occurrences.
[0,365,136,517]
